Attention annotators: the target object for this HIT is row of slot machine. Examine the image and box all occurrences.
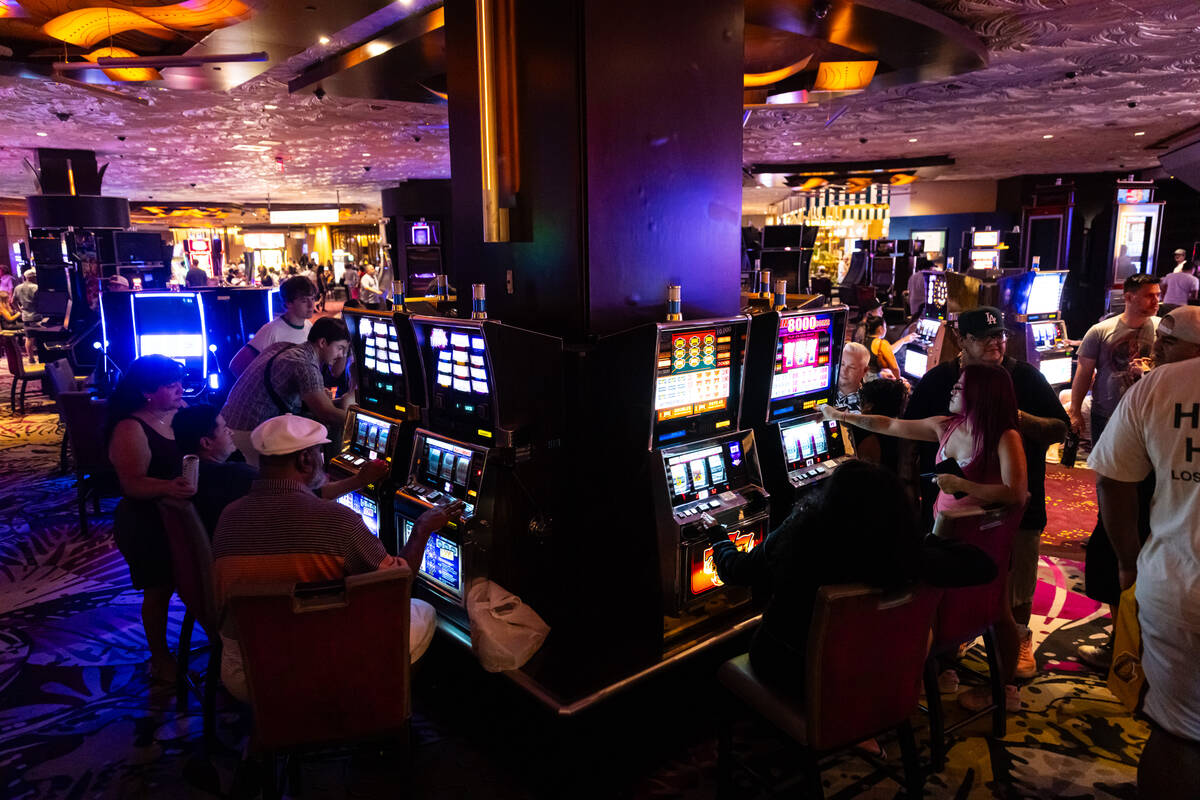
[898,268,1074,389]
[327,303,857,704]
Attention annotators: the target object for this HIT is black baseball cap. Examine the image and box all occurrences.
[957,306,1006,338]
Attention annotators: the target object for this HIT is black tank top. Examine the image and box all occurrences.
[133,417,181,480]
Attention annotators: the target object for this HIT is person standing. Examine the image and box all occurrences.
[228,276,316,378]
[1087,350,1200,799]
[12,269,40,362]
[185,259,209,288]
[905,306,1068,678]
[1068,273,1160,667]
[1170,248,1191,274]
[1160,261,1198,307]
[358,264,382,309]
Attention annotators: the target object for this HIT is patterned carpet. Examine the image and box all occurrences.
[0,367,1146,799]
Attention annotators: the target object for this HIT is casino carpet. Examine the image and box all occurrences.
[0,369,1143,799]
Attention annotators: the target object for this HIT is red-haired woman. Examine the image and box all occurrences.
[822,363,1028,710]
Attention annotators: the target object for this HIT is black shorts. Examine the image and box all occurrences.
[113,499,174,590]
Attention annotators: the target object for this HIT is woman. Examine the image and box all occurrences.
[705,460,996,700]
[107,355,194,683]
[865,316,902,381]
[315,263,328,311]
[852,376,909,474]
[821,363,1028,709]
[0,289,34,361]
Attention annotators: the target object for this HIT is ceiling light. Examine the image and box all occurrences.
[243,119,257,125]
[263,104,278,110]
[362,152,371,157]
[791,142,803,146]
[148,146,157,151]
[258,140,282,146]
[1042,134,1054,139]
[318,35,330,45]
[908,137,918,143]
[232,144,271,152]
[1134,131,1146,136]
[36,131,48,137]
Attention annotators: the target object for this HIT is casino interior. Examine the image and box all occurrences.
[2,0,1200,798]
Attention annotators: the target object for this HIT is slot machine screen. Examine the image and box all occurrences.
[138,334,204,359]
[655,329,731,422]
[347,410,395,460]
[917,318,942,343]
[663,440,748,505]
[353,315,408,410]
[401,518,462,598]
[131,292,207,377]
[413,434,482,517]
[972,230,1001,248]
[410,223,432,246]
[780,417,845,473]
[422,323,492,417]
[337,491,380,537]
[903,349,928,379]
[771,313,833,401]
[1026,272,1066,316]
[970,250,1000,270]
[1039,356,1072,386]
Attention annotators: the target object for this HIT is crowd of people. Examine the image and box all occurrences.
[183,254,393,313]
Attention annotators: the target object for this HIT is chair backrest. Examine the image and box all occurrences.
[158,498,218,633]
[45,358,79,397]
[59,391,111,475]
[228,567,413,753]
[0,332,23,377]
[929,504,1021,650]
[804,583,939,752]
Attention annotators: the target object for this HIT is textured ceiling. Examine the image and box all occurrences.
[0,0,1198,213]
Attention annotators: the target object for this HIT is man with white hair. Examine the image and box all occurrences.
[212,414,462,701]
[836,341,870,412]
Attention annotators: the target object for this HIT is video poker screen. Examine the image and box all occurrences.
[132,293,206,366]
[348,411,394,460]
[1026,272,1066,316]
[402,518,462,598]
[337,491,380,537]
[428,325,491,398]
[903,349,928,379]
[354,315,407,408]
[972,230,1001,248]
[780,418,842,472]
[771,313,833,402]
[1039,355,1072,386]
[916,318,942,342]
[654,328,733,423]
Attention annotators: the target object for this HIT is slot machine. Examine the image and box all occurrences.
[125,292,214,396]
[333,307,427,550]
[744,306,855,525]
[998,270,1073,388]
[392,316,562,629]
[600,315,770,648]
[900,271,952,381]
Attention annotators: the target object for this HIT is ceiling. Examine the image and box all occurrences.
[1,0,1199,216]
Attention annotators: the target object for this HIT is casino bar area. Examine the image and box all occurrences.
[3,1,1200,798]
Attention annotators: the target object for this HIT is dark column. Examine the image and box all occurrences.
[445,0,745,339]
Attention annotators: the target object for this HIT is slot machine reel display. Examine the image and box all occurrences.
[328,408,403,545]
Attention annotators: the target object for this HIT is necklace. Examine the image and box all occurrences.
[145,408,172,426]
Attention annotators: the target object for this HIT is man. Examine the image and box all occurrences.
[1170,247,1191,274]
[12,268,39,325]
[1069,274,1160,666]
[185,259,209,288]
[1160,261,1198,307]
[1087,351,1200,798]
[358,264,382,308]
[172,405,389,536]
[1154,306,1200,365]
[905,306,1069,678]
[228,275,316,377]
[221,316,353,466]
[212,414,462,702]
[835,342,870,412]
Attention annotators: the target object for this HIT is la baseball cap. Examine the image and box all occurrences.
[250,414,331,456]
[957,306,1006,338]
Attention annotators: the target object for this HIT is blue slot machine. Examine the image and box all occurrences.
[998,270,1073,388]
[128,292,213,396]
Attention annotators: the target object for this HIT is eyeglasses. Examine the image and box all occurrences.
[950,385,964,394]
[966,332,1007,343]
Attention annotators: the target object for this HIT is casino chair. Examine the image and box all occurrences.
[58,391,117,535]
[227,568,415,800]
[716,584,940,799]
[922,504,1022,771]
[158,498,224,794]
[1,331,46,415]
[44,359,86,471]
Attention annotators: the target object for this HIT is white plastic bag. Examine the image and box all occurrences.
[466,579,550,672]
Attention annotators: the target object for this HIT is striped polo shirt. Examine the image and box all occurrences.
[212,478,402,609]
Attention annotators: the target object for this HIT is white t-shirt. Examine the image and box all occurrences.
[247,315,311,353]
[1088,358,1200,632]
[1161,271,1199,305]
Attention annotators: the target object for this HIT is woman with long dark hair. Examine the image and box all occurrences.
[821,363,1028,709]
[107,355,194,683]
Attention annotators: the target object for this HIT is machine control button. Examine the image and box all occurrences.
[816,466,826,473]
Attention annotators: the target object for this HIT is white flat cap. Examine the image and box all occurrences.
[250,414,331,456]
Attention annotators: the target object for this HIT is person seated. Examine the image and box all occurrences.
[702,460,997,699]
[835,342,870,412]
[228,276,317,378]
[172,406,390,537]
[212,414,461,702]
[865,316,903,381]
[852,377,910,473]
[221,316,353,466]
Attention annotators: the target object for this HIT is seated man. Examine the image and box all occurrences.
[172,405,388,536]
[228,276,317,378]
[212,414,461,702]
[221,316,353,466]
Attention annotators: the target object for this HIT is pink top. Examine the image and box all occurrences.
[933,417,1003,516]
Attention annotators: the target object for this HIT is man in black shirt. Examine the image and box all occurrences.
[904,307,1069,679]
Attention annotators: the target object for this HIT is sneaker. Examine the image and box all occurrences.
[1077,641,1113,671]
[1015,631,1037,679]
[937,668,960,694]
[958,684,1021,713]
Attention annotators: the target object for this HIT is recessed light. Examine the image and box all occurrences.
[263,104,278,110]
[1043,134,1054,139]
[362,152,371,157]
[791,141,803,146]
[232,144,271,152]
[244,119,257,125]
[1134,131,1146,136]
[259,140,282,146]
[318,35,330,44]
[148,147,157,151]
[36,131,48,137]
[908,138,918,143]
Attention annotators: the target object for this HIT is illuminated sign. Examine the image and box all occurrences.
[268,208,340,224]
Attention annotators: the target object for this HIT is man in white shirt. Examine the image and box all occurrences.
[1160,262,1198,306]
[1170,248,1191,273]
[228,275,316,377]
[358,264,382,308]
[1088,344,1200,797]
